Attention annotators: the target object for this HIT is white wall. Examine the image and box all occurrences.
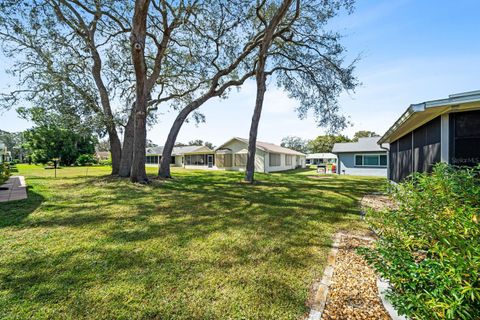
[264,153,306,173]
[174,155,183,167]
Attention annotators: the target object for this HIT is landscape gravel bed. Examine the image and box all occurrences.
[321,235,391,320]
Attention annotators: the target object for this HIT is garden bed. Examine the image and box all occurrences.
[321,234,390,320]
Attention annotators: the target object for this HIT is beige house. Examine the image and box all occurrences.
[215,137,306,173]
[146,145,215,169]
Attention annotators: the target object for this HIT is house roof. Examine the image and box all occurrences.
[95,151,110,158]
[306,153,337,159]
[146,145,213,156]
[378,90,480,144]
[332,137,385,153]
[216,137,306,156]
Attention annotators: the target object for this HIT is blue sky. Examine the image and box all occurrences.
[1,0,479,147]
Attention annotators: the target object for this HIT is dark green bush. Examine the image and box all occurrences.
[75,154,96,166]
[361,163,480,320]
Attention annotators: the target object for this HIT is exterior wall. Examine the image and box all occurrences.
[174,155,183,167]
[337,152,387,177]
[265,153,306,172]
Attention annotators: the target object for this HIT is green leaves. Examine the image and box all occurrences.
[362,163,480,320]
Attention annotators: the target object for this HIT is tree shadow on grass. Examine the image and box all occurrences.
[0,186,44,228]
[0,171,384,318]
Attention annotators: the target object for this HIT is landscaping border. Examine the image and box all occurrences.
[307,232,406,320]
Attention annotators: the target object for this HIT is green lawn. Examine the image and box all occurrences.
[0,165,383,319]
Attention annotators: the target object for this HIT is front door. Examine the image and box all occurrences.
[207,154,214,168]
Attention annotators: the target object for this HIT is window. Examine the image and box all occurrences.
[354,154,387,167]
[269,153,281,166]
[217,154,233,167]
[145,155,159,164]
[364,155,379,166]
[355,155,363,166]
[380,155,387,166]
[234,153,247,166]
[185,155,205,165]
[286,155,292,165]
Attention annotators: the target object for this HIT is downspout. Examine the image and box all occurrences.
[379,143,390,180]
[264,151,266,173]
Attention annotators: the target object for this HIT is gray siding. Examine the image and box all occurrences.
[337,152,387,177]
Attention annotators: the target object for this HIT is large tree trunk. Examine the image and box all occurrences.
[129,0,150,183]
[158,105,196,178]
[245,58,267,183]
[118,110,135,177]
[130,108,148,183]
[245,0,292,183]
[108,128,122,175]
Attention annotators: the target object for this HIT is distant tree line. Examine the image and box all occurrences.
[281,130,379,153]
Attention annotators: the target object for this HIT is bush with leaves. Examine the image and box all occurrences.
[0,162,10,184]
[98,158,112,166]
[76,154,96,166]
[360,163,480,320]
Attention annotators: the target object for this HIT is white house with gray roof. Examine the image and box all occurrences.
[146,145,215,169]
[332,137,388,177]
[215,137,306,173]
[306,153,337,165]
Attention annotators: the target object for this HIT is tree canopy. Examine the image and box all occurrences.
[352,130,379,141]
[280,136,309,153]
[307,135,351,153]
[24,125,96,166]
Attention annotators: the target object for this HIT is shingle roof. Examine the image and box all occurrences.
[217,137,306,156]
[306,153,337,159]
[332,137,385,153]
[146,145,210,156]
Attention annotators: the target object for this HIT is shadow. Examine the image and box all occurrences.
[0,168,384,318]
[0,186,44,228]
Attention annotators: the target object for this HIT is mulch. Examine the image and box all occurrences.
[321,235,391,320]
[360,193,397,212]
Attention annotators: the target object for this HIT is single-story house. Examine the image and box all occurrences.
[215,137,306,173]
[94,151,111,161]
[146,145,215,169]
[306,153,337,165]
[378,90,480,182]
[332,137,388,177]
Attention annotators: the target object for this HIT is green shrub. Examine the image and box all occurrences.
[75,154,96,166]
[0,162,10,184]
[98,158,112,166]
[361,163,480,320]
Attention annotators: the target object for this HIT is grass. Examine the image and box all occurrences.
[0,164,384,319]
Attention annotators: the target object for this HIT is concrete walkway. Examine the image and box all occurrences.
[0,176,27,202]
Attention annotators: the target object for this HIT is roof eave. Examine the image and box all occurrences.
[378,90,480,145]
[378,103,425,144]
